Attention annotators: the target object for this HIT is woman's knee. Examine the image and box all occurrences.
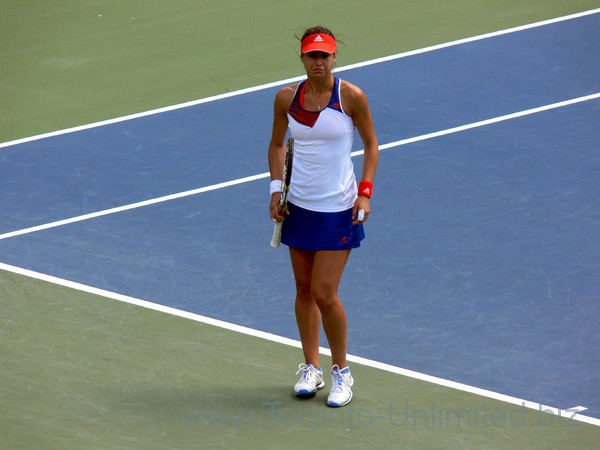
[295,280,313,303]
[311,287,340,312]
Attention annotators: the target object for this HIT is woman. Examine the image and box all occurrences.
[268,26,378,407]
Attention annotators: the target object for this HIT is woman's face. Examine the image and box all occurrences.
[301,51,336,79]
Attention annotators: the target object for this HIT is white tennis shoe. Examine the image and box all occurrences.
[294,363,325,396]
[327,365,354,407]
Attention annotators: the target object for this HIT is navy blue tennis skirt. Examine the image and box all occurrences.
[281,202,365,250]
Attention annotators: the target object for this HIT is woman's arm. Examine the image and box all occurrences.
[268,86,294,221]
[342,81,379,223]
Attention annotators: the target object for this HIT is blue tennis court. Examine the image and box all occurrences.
[1,7,599,437]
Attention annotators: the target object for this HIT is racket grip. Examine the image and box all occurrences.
[270,221,283,248]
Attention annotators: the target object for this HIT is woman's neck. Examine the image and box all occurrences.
[305,76,334,111]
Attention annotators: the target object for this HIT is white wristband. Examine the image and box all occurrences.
[270,180,283,195]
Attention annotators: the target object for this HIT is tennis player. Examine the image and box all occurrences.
[268,26,378,407]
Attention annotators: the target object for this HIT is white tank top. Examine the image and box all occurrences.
[287,77,357,212]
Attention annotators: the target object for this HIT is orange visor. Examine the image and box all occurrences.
[301,33,337,54]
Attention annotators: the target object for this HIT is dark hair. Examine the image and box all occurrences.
[299,26,336,41]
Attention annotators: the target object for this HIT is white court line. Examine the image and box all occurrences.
[1,7,598,150]
[352,92,600,157]
[1,91,599,241]
[0,173,269,240]
[1,260,598,427]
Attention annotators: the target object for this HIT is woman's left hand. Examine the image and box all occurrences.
[352,197,370,225]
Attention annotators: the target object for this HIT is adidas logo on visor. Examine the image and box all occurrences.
[300,32,336,53]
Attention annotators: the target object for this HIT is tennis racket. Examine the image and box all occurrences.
[270,137,294,248]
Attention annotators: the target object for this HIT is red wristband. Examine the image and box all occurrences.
[358,180,373,198]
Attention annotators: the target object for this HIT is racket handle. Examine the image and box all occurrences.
[270,221,283,248]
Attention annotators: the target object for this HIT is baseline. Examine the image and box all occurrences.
[1,260,598,428]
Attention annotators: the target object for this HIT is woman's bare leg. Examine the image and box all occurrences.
[289,247,351,368]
